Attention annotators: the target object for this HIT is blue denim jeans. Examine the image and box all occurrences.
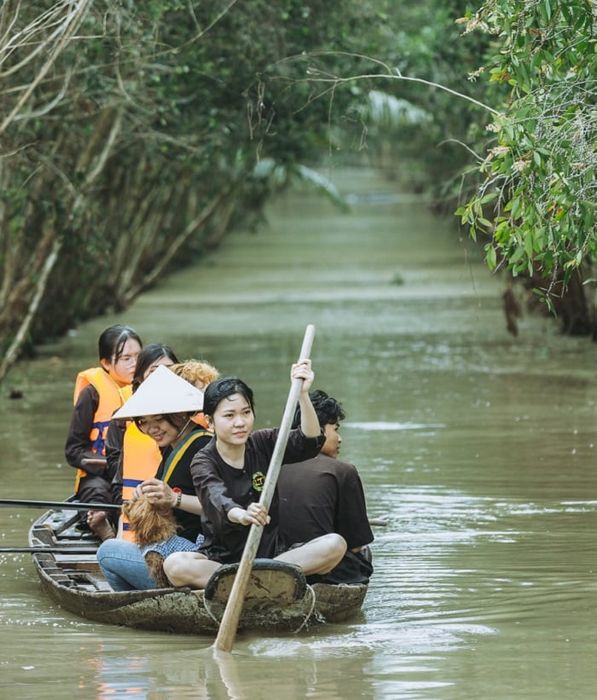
[97,539,157,591]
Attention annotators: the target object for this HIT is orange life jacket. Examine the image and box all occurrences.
[120,422,162,542]
[73,367,132,491]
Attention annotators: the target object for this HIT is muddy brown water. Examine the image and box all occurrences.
[1,167,596,699]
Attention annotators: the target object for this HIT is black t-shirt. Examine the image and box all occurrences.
[156,427,213,541]
[191,428,324,563]
[277,454,374,550]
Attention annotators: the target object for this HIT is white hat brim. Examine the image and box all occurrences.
[112,364,204,420]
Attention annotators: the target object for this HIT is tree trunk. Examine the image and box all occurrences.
[0,235,62,381]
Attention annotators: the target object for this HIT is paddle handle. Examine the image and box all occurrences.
[258,323,315,514]
[214,324,315,652]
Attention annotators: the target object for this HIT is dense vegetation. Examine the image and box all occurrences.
[457,0,595,334]
[0,0,379,379]
[0,1,594,379]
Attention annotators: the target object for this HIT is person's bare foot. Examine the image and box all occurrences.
[86,510,115,541]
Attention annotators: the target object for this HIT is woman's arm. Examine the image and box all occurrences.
[191,452,250,538]
[134,478,203,515]
[65,385,106,473]
[175,491,203,515]
[292,359,319,438]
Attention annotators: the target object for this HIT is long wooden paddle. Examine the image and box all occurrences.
[0,499,121,512]
[214,324,316,652]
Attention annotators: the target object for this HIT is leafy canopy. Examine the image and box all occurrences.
[456,0,595,291]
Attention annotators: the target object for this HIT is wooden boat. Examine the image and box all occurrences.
[28,506,367,635]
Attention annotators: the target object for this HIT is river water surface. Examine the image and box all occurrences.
[1,167,596,699]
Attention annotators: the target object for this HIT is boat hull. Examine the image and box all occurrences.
[29,507,367,635]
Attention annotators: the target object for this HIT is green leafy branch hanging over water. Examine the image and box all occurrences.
[455,0,595,331]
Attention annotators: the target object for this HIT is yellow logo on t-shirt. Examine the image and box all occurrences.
[252,471,265,492]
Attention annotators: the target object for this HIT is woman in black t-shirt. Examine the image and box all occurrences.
[163,361,348,590]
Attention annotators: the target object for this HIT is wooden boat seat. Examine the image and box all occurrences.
[204,559,307,607]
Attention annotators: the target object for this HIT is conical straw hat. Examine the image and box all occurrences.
[112,365,204,419]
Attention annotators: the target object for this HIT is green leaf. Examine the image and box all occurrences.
[510,197,522,220]
[510,245,525,264]
[486,244,497,271]
[480,192,497,205]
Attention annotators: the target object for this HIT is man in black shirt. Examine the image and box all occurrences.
[278,390,374,584]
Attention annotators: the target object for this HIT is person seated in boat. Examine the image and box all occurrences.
[277,390,374,584]
[172,359,220,431]
[132,359,219,530]
[107,353,218,510]
[163,360,348,590]
[135,358,220,537]
[104,343,180,537]
[64,324,142,538]
[96,364,217,591]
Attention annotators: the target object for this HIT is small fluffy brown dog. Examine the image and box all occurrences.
[123,496,177,588]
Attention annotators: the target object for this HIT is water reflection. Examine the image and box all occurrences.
[67,643,382,699]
